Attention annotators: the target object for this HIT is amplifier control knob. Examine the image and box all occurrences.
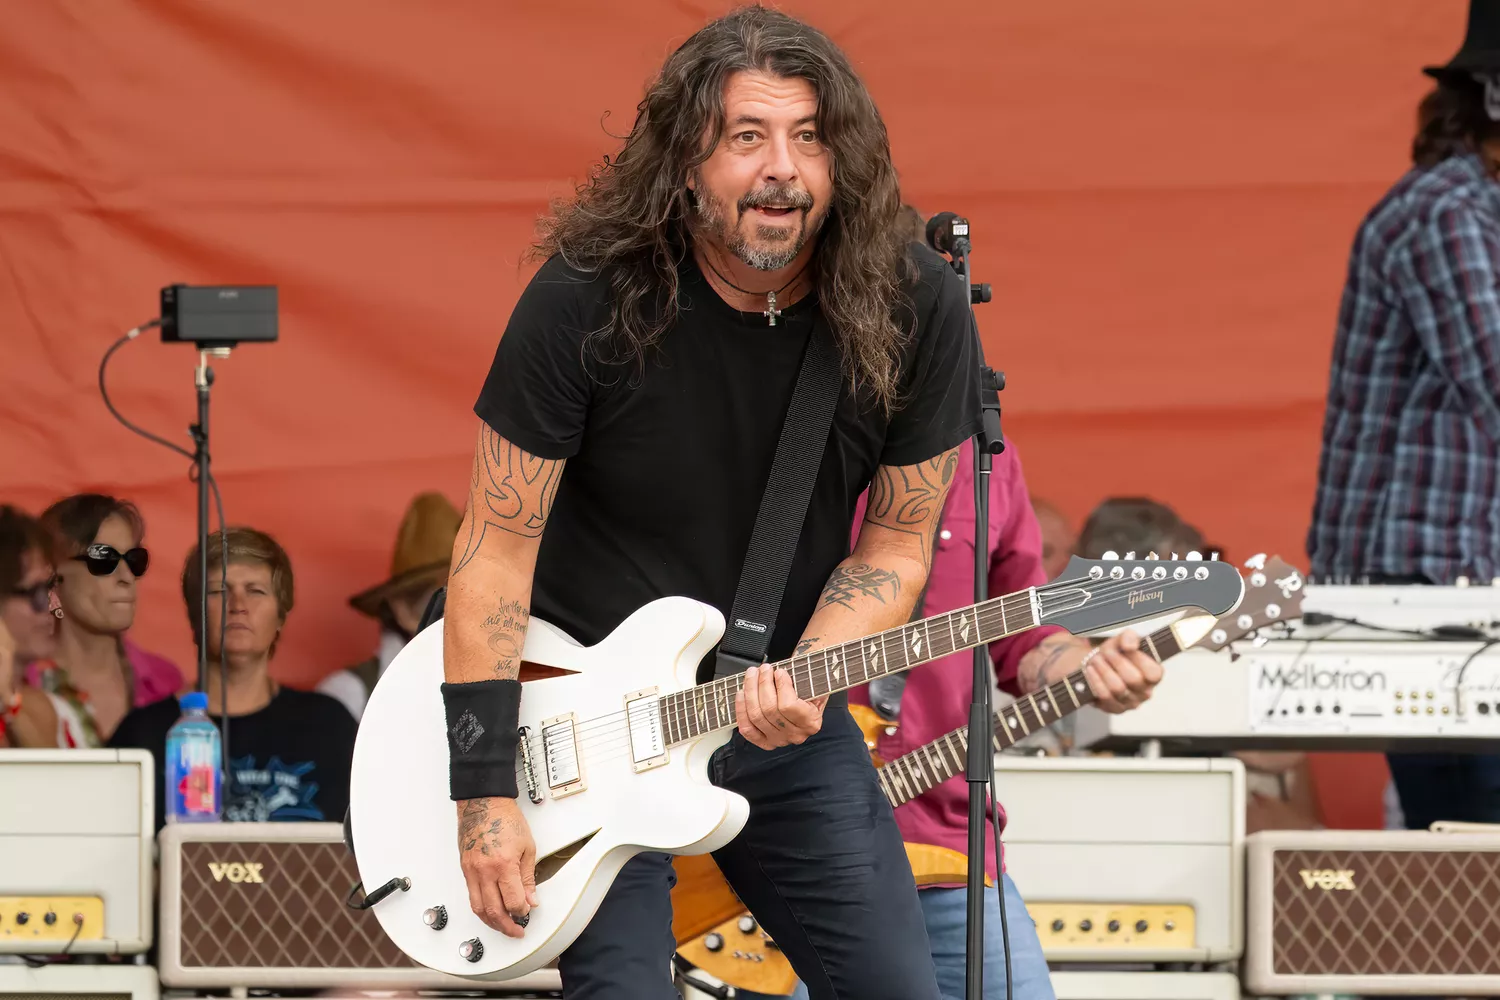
[1078,919,1093,932]
[1107,920,1120,933]
[458,938,483,963]
[1050,919,1065,933]
[705,933,725,952]
[44,913,57,926]
[738,915,757,934]
[15,913,28,926]
[1164,920,1177,931]
[1135,920,1148,933]
[423,906,448,930]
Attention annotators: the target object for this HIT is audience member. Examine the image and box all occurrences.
[1030,497,1075,580]
[110,527,357,830]
[31,494,182,745]
[1075,496,1204,560]
[318,492,461,721]
[0,506,69,747]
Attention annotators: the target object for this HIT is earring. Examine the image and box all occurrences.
[52,608,64,620]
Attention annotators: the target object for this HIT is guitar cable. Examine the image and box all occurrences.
[989,774,1013,1000]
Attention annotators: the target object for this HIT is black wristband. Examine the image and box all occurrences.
[441,679,522,801]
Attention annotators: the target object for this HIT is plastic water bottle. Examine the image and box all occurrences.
[165,691,222,823]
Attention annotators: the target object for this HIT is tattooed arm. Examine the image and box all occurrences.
[736,448,962,750]
[446,420,563,941]
[443,420,564,685]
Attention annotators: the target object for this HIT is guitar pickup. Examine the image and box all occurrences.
[626,687,669,773]
[540,713,586,798]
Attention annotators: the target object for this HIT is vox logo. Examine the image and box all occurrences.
[208,862,265,884]
[1298,868,1355,891]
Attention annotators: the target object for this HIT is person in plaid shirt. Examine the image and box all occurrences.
[1308,1,1500,830]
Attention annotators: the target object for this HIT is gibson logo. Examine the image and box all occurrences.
[208,862,265,884]
[1298,868,1355,891]
[1127,589,1163,610]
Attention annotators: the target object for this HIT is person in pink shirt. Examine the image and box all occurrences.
[840,437,1163,1000]
[26,494,183,746]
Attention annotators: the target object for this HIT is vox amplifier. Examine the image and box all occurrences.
[158,822,559,993]
[1244,828,1500,996]
[0,963,158,1000]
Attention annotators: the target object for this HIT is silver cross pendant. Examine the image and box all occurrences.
[764,290,780,327]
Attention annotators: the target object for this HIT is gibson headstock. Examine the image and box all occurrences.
[1041,551,1244,635]
[1194,553,1304,654]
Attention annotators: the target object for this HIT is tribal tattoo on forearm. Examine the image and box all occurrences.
[818,563,901,611]
[454,425,564,574]
[793,636,820,655]
[864,449,960,569]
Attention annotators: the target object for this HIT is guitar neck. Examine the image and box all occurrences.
[876,622,1187,809]
[659,587,1041,747]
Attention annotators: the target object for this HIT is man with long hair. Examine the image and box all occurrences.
[1308,1,1500,830]
[439,7,1155,998]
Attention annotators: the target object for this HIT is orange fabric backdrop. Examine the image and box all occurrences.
[2,0,1464,826]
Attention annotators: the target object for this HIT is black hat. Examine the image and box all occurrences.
[1426,1,1500,80]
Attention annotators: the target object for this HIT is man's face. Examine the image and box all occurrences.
[1032,501,1076,582]
[688,70,833,272]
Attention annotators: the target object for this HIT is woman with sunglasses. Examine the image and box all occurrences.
[0,505,72,747]
[28,494,183,746]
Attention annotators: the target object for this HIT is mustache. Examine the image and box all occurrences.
[738,185,813,213]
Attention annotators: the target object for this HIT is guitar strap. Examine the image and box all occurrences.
[713,313,844,679]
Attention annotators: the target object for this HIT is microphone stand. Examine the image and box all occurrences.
[949,227,1008,1000]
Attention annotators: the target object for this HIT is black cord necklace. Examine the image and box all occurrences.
[699,251,812,327]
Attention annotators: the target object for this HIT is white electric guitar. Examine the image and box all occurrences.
[348,553,1244,980]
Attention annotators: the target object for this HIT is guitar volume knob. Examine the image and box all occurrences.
[704,932,725,952]
[738,915,757,934]
[423,906,448,930]
[458,938,483,963]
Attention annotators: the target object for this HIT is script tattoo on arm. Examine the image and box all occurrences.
[819,564,901,611]
[864,448,960,569]
[1017,632,1087,694]
[483,600,530,678]
[454,424,564,574]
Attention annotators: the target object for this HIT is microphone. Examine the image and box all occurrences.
[924,211,972,257]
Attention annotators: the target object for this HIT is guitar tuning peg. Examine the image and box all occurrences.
[1124,551,1136,560]
[1102,550,1119,561]
[1186,551,1203,561]
[1243,553,1267,570]
[1146,551,1160,560]
[1210,552,1219,561]
[1171,552,1179,561]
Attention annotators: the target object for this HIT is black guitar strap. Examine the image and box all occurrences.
[713,314,844,679]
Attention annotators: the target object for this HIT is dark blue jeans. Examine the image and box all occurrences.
[557,701,941,999]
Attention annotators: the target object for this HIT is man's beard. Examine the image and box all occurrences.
[694,182,825,271]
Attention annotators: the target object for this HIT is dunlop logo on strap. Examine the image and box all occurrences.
[208,862,266,884]
[1298,868,1355,891]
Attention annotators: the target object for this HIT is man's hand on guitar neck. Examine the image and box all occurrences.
[1019,629,1162,714]
[736,662,828,750]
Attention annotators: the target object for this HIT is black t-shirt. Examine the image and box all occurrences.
[474,245,980,679]
[109,689,357,832]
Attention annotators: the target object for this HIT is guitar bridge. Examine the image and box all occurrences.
[517,725,543,804]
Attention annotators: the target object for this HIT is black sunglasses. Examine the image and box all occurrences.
[8,577,57,613]
[75,543,150,578]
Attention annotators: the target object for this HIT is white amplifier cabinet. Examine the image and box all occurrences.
[1051,971,1241,999]
[999,756,1244,963]
[0,962,158,1000]
[158,821,560,993]
[0,749,153,954]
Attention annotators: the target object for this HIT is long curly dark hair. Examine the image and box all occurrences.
[1413,76,1500,168]
[534,5,910,411]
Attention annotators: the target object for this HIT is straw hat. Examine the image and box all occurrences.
[349,492,461,618]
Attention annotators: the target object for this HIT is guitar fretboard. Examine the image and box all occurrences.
[658,588,1042,746]
[876,623,1185,809]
